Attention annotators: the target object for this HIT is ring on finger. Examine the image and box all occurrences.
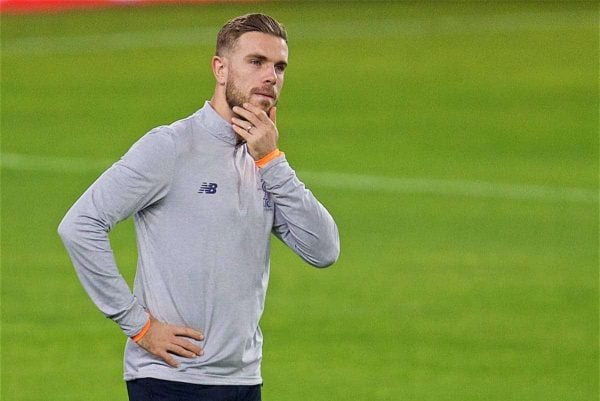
[246,125,253,132]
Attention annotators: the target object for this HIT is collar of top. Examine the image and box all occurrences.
[198,101,239,146]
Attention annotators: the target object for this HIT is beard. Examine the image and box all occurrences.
[225,72,277,113]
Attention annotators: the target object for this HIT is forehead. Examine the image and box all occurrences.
[232,31,288,62]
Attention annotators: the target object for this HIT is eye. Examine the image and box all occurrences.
[275,64,287,73]
[250,59,262,66]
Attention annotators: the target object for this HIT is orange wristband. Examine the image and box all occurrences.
[131,318,151,343]
[255,149,284,168]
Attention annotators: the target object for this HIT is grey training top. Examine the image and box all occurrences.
[58,102,340,385]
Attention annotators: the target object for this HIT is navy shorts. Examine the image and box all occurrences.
[126,378,262,401]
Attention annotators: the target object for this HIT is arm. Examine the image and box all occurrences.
[57,128,202,366]
[231,103,340,267]
[262,156,340,267]
[58,128,174,336]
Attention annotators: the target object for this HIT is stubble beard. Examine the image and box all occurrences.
[225,73,276,113]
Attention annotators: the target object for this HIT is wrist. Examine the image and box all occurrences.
[131,317,151,343]
[255,148,284,168]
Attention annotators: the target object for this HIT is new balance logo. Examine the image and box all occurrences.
[198,182,218,194]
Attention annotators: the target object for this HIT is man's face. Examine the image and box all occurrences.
[224,32,288,113]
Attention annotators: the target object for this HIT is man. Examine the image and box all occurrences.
[58,13,339,401]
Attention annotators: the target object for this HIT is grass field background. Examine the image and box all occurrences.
[1,1,598,400]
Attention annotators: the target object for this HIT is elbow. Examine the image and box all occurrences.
[312,256,337,269]
[309,241,340,269]
[57,215,74,243]
[58,210,110,250]
[57,212,83,244]
[311,226,340,268]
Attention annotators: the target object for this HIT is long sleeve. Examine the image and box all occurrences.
[260,156,340,268]
[57,128,176,336]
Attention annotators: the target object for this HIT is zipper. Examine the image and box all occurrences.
[233,143,249,216]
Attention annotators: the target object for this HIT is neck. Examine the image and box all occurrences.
[209,88,235,123]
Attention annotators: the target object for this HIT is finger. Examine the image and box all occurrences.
[173,337,203,356]
[268,107,277,124]
[231,117,253,132]
[160,351,180,368]
[173,326,204,341]
[168,343,199,359]
[243,103,270,123]
[233,106,261,126]
[232,124,252,142]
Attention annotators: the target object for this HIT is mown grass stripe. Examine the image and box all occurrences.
[2,10,594,56]
[2,152,597,204]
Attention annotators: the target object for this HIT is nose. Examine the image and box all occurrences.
[263,64,277,85]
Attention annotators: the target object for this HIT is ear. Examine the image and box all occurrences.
[212,56,228,86]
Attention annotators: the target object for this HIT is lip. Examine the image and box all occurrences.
[253,93,275,100]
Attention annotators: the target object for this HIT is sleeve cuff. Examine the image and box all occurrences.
[255,149,284,168]
[131,317,151,342]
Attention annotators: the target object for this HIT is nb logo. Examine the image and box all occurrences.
[198,182,218,194]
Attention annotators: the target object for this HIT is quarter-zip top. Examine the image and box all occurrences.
[58,101,340,386]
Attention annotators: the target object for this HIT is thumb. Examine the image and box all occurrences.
[269,106,277,125]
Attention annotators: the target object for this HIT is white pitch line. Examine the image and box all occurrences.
[1,153,597,204]
[2,10,595,56]
[1,152,113,173]
[298,171,598,204]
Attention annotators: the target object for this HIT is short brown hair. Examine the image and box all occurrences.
[216,13,288,56]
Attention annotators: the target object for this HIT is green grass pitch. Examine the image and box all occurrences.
[1,1,598,400]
